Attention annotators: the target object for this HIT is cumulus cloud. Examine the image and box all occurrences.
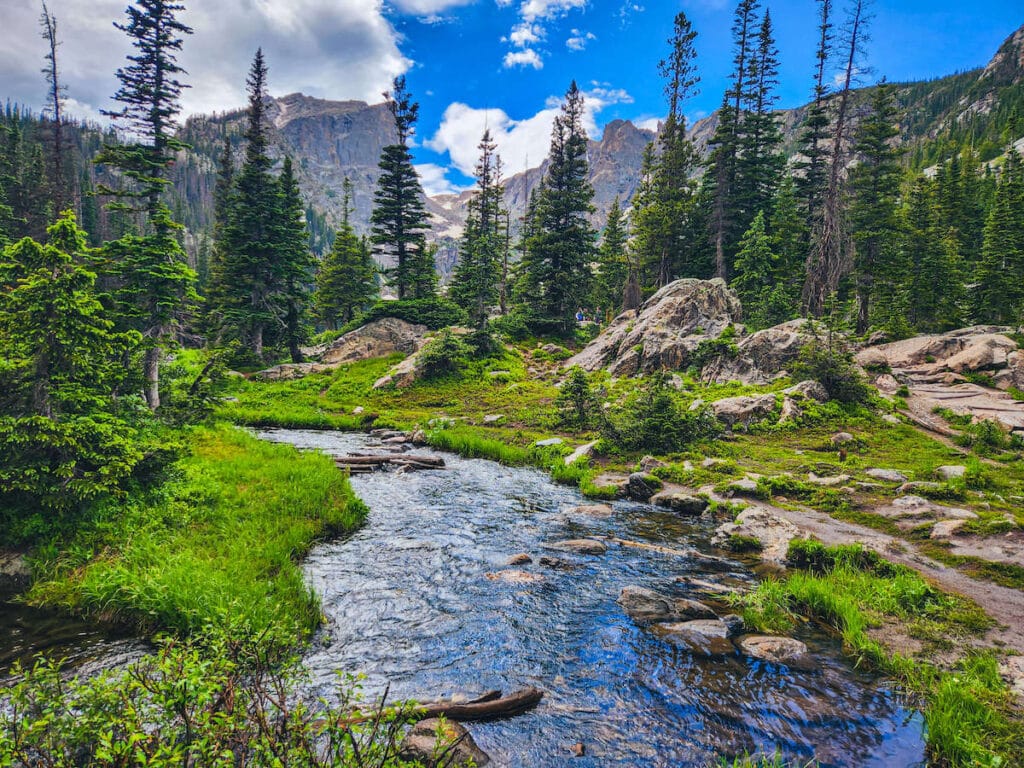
[414,163,472,196]
[2,0,411,122]
[501,0,588,70]
[426,86,633,177]
[565,30,596,51]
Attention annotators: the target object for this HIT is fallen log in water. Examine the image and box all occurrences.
[416,687,543,722]
[317,688,543,729]
[333,453,445,473]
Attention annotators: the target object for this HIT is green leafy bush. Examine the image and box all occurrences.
[416,329,470,380]
[790,339,872,404]
[601,373,721,453]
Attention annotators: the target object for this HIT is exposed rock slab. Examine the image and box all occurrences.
[712,507,806,563]
[650,491,709,515]
[542,539,608,555]
[566,279,742,376]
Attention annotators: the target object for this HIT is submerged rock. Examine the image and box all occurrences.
[739,635,808,663]
[571,503,614,518]
[659,619,730,638]
[400,718,491,767]
[485,569,544,584]
[617,585,716,624]
[542,539,608,555]
[505,553,533,566]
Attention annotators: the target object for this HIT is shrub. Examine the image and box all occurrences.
[602,372,721,453]
[416,330,470,380]
[790,338,872,404]
[690,325,740,372]
[344,298,468,332]
[555,367,599,429]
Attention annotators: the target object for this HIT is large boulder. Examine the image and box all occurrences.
[703,319,819,385]
[711,393,778,428]
[712,507,807,563]
[854,326,1017,372]
[311,317,428,364]
[399,718,491,767]
[566,279,742,376]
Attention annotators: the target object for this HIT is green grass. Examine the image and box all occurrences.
[28,424,367,649]
[734,541,1019,767]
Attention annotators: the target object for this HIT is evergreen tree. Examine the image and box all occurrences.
[277,156,314,363]
[95,0,196,409]
[0,212,142,519]
[519,82,596,335]
[795,0,834,224]
[371,77,435,300]
[768,175,807,318]
[215,49,283,360]
[315,182,377,329]
[631,12,703,290]
[977,150,1024,323]
[592,196,629,320]
[449,130,505,328]
[902,177,962,331]
[705,0,761,280]
[735,11,784,238]
[730,211,778,328]
[848,81,902,334]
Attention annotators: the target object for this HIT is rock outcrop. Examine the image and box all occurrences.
[617,586,716,624]
[713,508,807,563]
[258,318,428,381]
[566,279,742,376]
[399,718,491,767]
[703,319,821,385]
[854,326,1017,373]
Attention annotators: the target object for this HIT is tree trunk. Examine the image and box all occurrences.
[252,324,264,361]
[144,346,161,410]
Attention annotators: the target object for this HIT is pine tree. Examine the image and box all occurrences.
[705,0,761,280]
[902,177,962,331]
[631,12,702,290]
[735,11,784,237]
[795,0,834,224]
[803,0,870,316]
[768,176,807,317]
[977,150,1024,323]
[315,182,377,329]
[519,81,596,336]
[449,130,505,328]
[848,81,902,334]
[730,211,778,328]
[39,2,69,215]
[371,77,435,300]
[215,49,283,360]
[592,196,629,320]
[95,0,196,409]
[277,156,314,363]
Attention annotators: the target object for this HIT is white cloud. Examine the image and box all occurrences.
[565,29,596,51]
[501,0,588,70]
[503,49,544,69]
[415,163,471,196]
[426,86,633,177]
[390,0,478,13]
[1,0,412,122]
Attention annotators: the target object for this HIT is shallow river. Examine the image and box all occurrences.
[258,428,926,768]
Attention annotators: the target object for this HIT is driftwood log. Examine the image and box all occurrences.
[320,688,543,729]
[333,453,445,473]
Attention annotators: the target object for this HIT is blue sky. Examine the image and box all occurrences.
[2,0,1021,195]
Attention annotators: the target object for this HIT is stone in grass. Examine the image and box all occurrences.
[535,437,564,447]
[739,635,808,663]
[482,414,504,424]
[882,414,902,425]
[898,481,943,494]
[626,472,663,502]
[931,519,970,539]
[729,477,759,493]
[831,431,856,446]
[936,465,967,481]
[865,468,909,483]
[400,718,491,767]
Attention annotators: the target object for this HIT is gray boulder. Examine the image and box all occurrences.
[650,492,709,515]
[565,279,742,376]
[399,718,491,767]
[712,393,778,429]
[703,319,822,385]
[713,507,806,563]
[617,585,716,624]
[626,472,663,501]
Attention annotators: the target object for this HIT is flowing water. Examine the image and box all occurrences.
[258,428,926,768]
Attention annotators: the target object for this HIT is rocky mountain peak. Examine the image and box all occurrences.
[981,24,1024,86]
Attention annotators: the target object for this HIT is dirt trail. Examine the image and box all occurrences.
[707,487,1024,655]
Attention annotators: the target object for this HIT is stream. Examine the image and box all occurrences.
[258,428,926,767]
